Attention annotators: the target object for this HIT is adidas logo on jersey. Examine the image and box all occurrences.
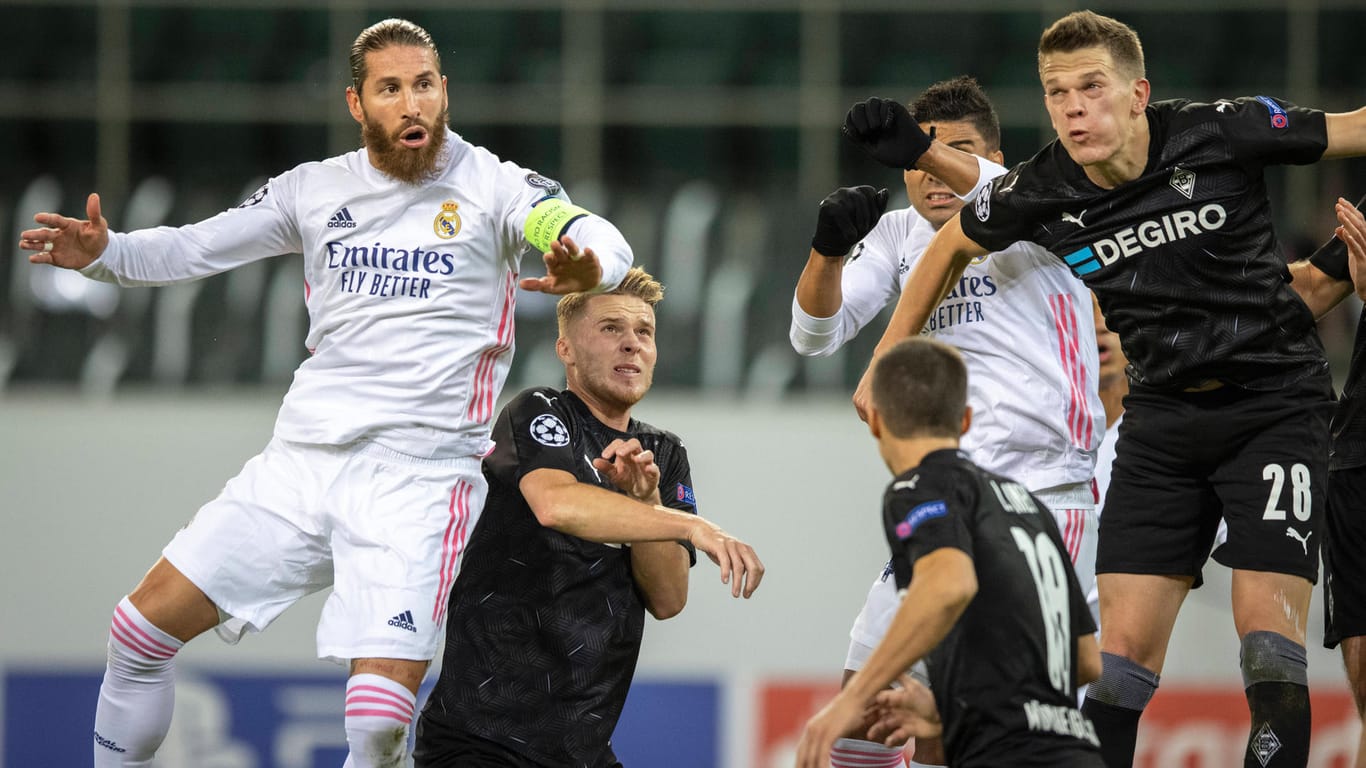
[1062,203,1227,276]
[328,207,358,229]
[387,610,417,632]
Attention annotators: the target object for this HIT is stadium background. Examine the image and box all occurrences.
[3,1,1366,765]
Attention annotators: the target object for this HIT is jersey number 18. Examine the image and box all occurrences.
[1010,527,1072,695]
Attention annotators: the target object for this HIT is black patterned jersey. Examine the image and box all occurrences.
[961,98,1329,391]
[420,387,696,768]
[1308,213,1366,470]
[884,449,1100,768]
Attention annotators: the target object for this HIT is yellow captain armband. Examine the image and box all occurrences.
[524,198,592,253]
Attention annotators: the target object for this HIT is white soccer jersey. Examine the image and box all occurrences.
[82,130,632,459]
[791,161,1102,490]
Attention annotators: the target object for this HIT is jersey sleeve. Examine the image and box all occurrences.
[657,437,699,565]
[1216,96,1328,167]
[495,165,632,291]
[882,470,976,582]
[789,210,910,356]
[79,171,304,287]
[486,387,580,485]
[957,165,1035,254]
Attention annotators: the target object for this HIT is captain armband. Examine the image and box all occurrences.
[524,198,592,254]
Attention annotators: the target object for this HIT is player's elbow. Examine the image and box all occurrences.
[788,327,840,358]
[646,592,688,620]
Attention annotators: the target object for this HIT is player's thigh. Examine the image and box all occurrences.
[1211,385,1331,584]
[1325,467,1366,649]
[162,438,334,639]
[126,557,220,642]
[1096,572,1191,672]
[1095,395,1218,581]
[1036,482,1097,599]
[321,446,486,664]
[1230,569,1312,645]
[1341,635,1366,714]
[846,562,900,671]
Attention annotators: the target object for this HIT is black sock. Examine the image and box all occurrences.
[1244,681,1310,767]
[1080,697,1142,768]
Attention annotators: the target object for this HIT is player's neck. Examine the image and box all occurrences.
[1101,384,1128,428]
[568,385,633,431]
[881,437,960,477]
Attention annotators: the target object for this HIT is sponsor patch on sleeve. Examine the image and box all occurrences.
[895,500,948,540]
[524,173,563,196]
[237,183,269,208]
[973,188,991,222]
[1254,96,1289,129]
[676,483,696,506]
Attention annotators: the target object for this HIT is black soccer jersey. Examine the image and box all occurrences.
[961,97,1330,391]
[419,387,696,768]
[884,449,1100,768]
[1308,215,1366,471]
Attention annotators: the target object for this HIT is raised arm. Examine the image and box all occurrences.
[850,215,989,420]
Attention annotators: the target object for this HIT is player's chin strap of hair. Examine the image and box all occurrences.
[524,196,592,254]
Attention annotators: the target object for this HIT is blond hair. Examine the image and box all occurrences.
[556,267,664,336]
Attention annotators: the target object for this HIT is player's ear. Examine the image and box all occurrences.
[1131,78,1151,115]
[989,149,1004,166]
[868,407,883,440]
[346,86,365,124]
[960,405,972,437]
[555,336,572,366]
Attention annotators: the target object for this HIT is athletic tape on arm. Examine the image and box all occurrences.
[524,197,592,253]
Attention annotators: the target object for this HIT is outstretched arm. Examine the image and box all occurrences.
[20,192,109,270]
[794,185,890,319]
[851,216,988,421]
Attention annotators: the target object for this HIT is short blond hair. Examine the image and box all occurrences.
[1038,10,1145,82]
[556,267,664,336]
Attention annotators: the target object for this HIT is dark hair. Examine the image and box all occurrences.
[910,76,1001,153]
[1038,10,1145,81]
[350,18,441,92]
[871,338,968,439]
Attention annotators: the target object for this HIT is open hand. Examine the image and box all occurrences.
[519,235,604,294]
[20,192,109,271]
[593,438,661,504]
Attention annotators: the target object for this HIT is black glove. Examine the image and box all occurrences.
[842,97,933,170]
[810,185,890,258]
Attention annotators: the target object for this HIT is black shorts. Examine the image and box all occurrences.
[1097,372,1332,588]
[413,713,623,768]
[1324,465,1366,648]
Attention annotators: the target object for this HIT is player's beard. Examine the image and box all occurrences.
[362,108,449,185]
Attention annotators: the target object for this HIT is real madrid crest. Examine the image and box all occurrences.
[434,199,462,239]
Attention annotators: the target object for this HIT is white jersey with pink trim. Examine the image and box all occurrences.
[82,129,632,459]
[791,161,1101,490]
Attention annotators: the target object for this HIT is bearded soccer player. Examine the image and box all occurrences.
[414,267,763,767]
[20,18,635,768]
[851,10,1366,768]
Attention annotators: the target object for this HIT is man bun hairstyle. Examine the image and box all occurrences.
[872,337,968,439]
[909,75,1001,154]
[350,18,441,92]
[1038,10,1145,82]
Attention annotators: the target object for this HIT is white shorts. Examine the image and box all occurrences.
[163,437,487,664]
[845,481,1096,671]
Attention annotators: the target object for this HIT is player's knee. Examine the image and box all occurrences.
[345,718,411,768]
[1240,630,1307,688]
[107,596,183,675]
[1085,652,1159,711]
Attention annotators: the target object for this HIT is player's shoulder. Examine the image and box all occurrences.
[504,386,573,420]
[626,416,688,453]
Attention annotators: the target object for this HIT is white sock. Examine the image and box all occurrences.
[93,597,184,767]
[831,737,907,768]
[342,673,417,768]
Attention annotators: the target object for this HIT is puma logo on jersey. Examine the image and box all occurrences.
[533,391,557,407]
[1061,210,1088,228]
[892,475,920,491]
[1062,203,1228,276]
[1215,100,1235,113]
[1286,527,1312,555]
